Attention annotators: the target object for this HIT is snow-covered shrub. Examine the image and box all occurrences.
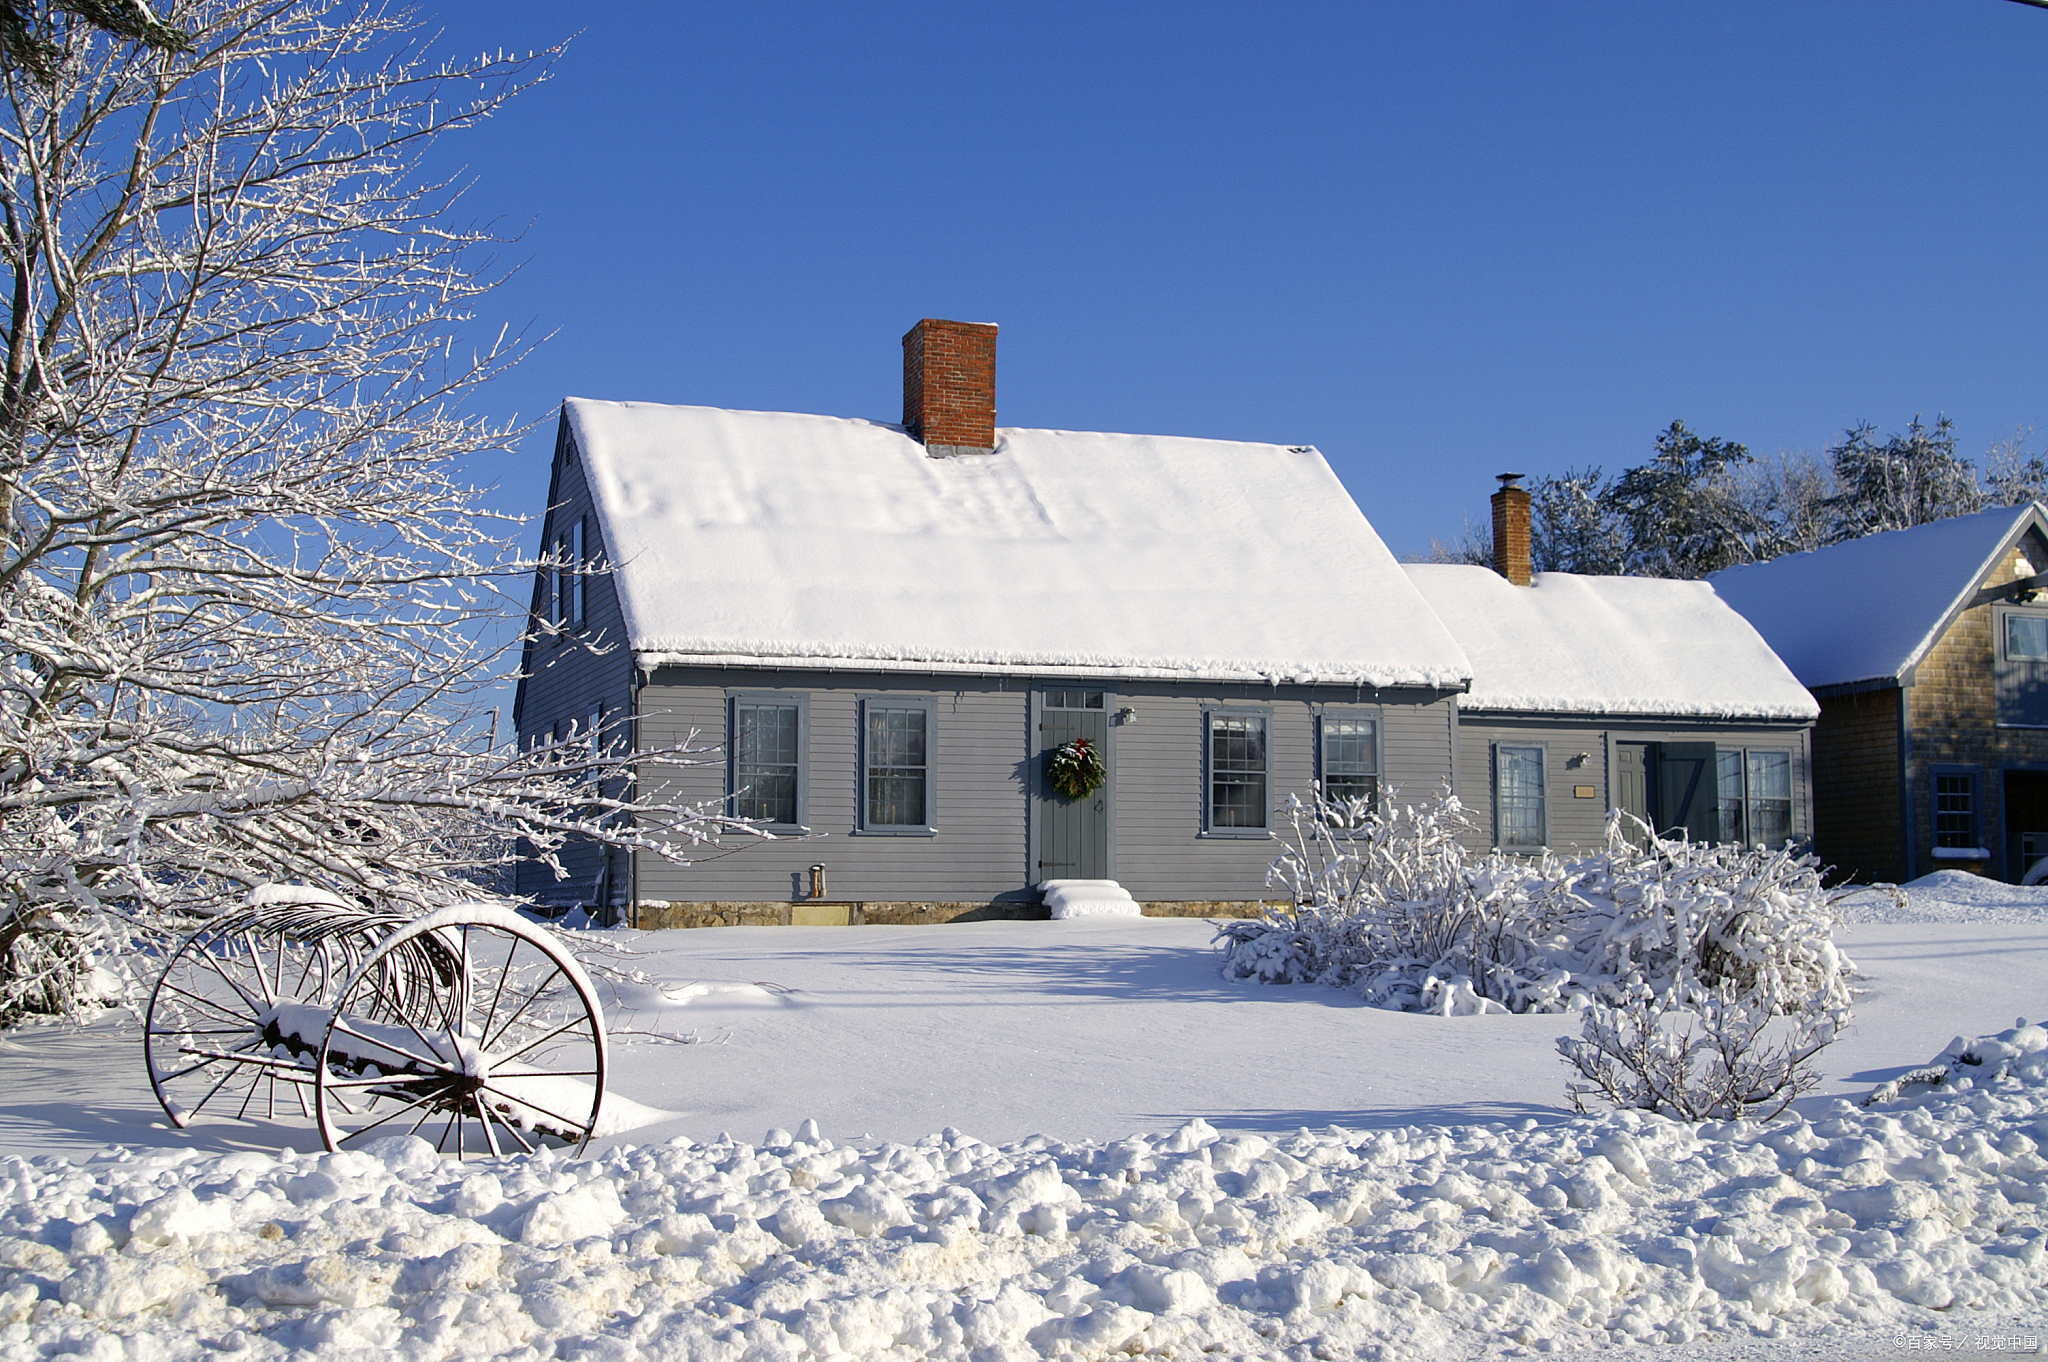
[1557,983,1843,1121]
[1219,790,1852,1019]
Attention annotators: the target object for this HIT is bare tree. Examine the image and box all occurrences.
[0,1,736,1024]
[1411,517,1493,566]
[1984,427,2048,508]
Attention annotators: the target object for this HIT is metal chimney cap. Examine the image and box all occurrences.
[1496,472,1526,489]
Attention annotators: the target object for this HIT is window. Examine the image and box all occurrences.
[1319,712,1378,809]
[1494,744,1546,850]
[730,696,805,828]
[2010,614,2048,660]
[1715,750,1744,843]
[1207,711,1269,831]
[568,519,586,626]
[1718,748,1793,847]
[550,537,567,629]
[1934,769,1981,851]
[1745,751,1792,847]
[1997,606,2048,727]
[580,705,604,784]
[862,699,933,831]
[1044,689,1104,709]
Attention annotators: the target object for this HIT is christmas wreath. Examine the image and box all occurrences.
[1047,737,1106,799]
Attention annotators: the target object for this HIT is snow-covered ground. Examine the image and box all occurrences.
[0,876,2045,1359]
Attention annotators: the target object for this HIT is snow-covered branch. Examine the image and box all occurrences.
[0,3,739,1025]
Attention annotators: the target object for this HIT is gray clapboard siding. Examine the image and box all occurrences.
[1453,713,1813,854]
[626,671,1457,905]
[1380,695,1456,803]
[632,671,1037,905]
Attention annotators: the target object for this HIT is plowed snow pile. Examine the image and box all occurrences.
[4,1030,2046,1362]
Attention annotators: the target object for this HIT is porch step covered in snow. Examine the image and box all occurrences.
[1037,879,1141,919]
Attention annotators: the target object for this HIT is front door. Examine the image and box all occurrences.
[1037,689,1111,882]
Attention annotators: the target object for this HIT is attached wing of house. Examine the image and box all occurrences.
[1404,557,1817,855]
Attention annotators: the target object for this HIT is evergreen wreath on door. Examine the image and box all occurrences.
[1047,737,1107,799]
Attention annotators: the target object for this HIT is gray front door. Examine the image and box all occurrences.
[1037,690,1111,881]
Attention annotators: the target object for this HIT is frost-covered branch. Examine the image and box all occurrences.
[0,3,743,1026]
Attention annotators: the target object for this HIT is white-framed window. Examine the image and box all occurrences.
[1205,709,1270,832]
[861,697,934,832]
[730,694,806,829]
[1493,743,1546,850]
[1997,604,2048,727]
[1317,710,1379,811]
[1933,767,1982,854]
[1715,748,1793,847]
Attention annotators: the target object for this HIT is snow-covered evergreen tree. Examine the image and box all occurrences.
[1824,415,1985,537]
[1528,466,1625,574]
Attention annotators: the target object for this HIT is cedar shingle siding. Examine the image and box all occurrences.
[1898,543,2048,880]
[1811,689,1904,883]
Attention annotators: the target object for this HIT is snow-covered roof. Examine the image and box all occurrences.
[565,399,1472,687]
[1709,504,2047,691]
[1401,564,1818,719]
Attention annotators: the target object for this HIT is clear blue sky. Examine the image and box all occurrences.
[431,0,2048,560]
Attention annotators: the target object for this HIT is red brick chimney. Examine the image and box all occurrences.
[903,319,997,456]
[1491,473,1532,586]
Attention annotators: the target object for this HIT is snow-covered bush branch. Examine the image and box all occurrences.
[0,2,746,1025]
[1557,984,1844,1121]
[1221,791,1852,1019]
[1220,791,1854,1117]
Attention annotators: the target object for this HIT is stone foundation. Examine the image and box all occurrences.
[628,899,1273,930]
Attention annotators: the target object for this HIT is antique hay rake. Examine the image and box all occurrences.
[143,889,608,1158]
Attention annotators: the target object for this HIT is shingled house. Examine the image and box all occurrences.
[1712,503,2048,883]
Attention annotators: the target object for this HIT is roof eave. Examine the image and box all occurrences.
[631,648,1472,691]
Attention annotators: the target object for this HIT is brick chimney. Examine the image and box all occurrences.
[903,319,997,457]
[1491,473,1532,586]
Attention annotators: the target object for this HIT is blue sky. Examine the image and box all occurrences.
[432,0,2048,560]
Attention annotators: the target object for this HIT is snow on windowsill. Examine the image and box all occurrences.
[1933,846,1992,860]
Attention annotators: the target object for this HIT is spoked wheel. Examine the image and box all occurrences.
[143,910,381,1130]
[313,906,608,1159]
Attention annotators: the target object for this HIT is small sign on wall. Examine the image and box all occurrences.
[1574,785,1597,799]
